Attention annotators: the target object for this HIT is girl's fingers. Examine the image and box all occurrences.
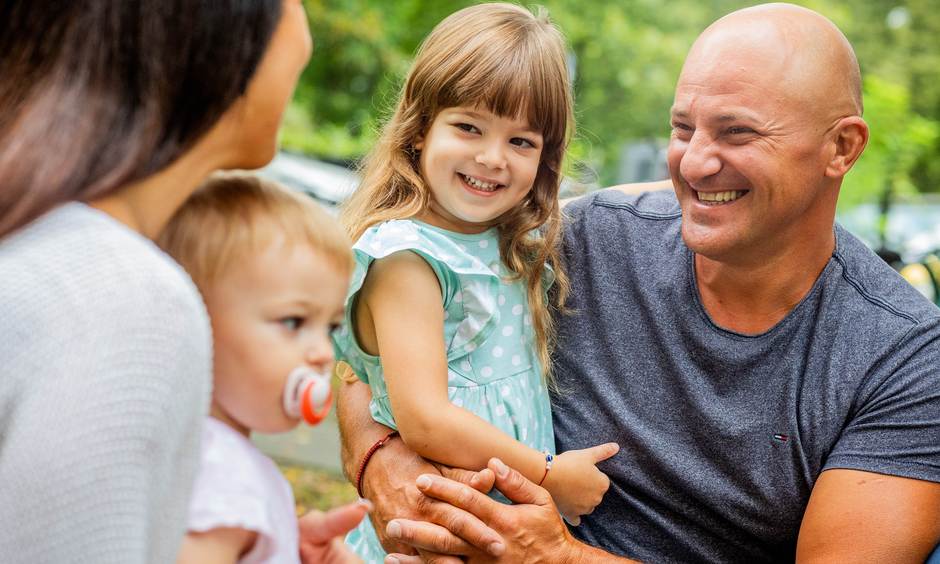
[488,458,554,507]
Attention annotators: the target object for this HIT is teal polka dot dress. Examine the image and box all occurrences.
[332,219,555,563]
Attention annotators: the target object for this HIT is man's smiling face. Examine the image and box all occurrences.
[667,21,837,265]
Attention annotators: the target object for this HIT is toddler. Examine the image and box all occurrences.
[158,174,363,563]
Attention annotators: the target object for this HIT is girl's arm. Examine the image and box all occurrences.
[176,528,256,564]
[358,252,618,522]
[359,251,548,480]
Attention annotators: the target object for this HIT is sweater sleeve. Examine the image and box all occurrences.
[0,205,213,564]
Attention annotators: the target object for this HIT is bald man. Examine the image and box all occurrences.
[335,4,940,562]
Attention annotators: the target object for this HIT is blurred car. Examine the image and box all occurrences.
[258,151,359,211]
[837,199,940,263]
[837,198,940,306]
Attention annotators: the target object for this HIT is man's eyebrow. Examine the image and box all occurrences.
[670,109,760,123]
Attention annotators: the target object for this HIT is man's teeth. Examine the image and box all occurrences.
[697,190,746,204]
[462,174,501,192]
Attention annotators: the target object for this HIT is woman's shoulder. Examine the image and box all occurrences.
[0,203,211,378]
[1,203,208,323]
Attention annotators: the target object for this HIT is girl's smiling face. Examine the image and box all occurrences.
[415,106,543,234]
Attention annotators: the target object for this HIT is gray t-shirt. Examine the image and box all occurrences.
[552,190,940,563]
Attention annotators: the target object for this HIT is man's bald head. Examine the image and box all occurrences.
[667,3,870,266]
[682,3,862,120]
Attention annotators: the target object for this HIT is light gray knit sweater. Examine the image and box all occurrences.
[0,203,212,563]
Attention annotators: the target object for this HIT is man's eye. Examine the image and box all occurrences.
[280,317,304,331]
[671,122,692,132]
[728,126,754,135]
[510,137,536,149]
[455,123,479,134]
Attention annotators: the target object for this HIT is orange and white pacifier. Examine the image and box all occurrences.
[283,366,332,426]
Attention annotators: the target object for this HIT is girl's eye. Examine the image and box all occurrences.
[280,317,304,331]
[510,137,536,149]
[455,123,480,134]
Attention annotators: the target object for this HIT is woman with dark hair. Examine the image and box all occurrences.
[0,1,345,562]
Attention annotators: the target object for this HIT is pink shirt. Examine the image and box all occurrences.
[187,417,299,563]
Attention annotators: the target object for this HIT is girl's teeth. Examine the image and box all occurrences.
[697,190,745,204]
[462,174,500,191]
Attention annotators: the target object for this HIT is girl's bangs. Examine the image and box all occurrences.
[434,44,568,147]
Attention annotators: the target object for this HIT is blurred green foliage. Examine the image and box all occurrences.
[284,0,940,205]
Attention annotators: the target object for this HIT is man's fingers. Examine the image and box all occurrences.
[416,549,465,564]
[384,551,462,564]
[438,465,496,494]
[298,499,372,543]
[385,518,479,555]
[384,554,423,564]
[589,442,621,463]
[488,458,553,506]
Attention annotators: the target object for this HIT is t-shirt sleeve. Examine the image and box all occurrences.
[823,317,940,482]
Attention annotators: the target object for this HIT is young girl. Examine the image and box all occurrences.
[158,174,367,563]
[334,3,619,561]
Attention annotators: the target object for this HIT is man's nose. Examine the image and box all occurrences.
[678,131,721,185]
[475,140,507,170]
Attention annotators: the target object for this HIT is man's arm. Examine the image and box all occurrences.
[796,469,940,562]
[385,458,639,563]
[334,376,502,559]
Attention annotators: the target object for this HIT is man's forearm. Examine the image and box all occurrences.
[336,378,394,482]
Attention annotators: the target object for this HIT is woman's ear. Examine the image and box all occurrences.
[825,116,869,179]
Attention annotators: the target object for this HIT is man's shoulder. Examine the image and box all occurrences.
[832,224,940,328]
[564,188,681,220]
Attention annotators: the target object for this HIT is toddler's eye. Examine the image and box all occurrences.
[328,322,342,334]
[280,317,304,331]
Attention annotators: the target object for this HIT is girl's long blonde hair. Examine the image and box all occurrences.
[341,2,573,382]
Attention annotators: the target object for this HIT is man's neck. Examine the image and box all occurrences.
[694,230,836,335]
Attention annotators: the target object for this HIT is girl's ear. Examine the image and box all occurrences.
[414,136,425,151]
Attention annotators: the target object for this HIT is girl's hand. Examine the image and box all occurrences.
[542,442,620,525]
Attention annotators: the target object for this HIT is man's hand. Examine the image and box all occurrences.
[383,458,634,563]
[360,437,498,559]
[298,500,371,564]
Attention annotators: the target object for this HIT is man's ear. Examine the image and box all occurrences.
[825,116,869,179]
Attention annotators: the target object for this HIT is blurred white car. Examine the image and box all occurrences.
[258,151,359,211]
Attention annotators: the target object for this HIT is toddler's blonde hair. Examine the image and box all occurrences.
[158,172,352,293]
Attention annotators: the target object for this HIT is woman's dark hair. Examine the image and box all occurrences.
[0,0,282,238]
